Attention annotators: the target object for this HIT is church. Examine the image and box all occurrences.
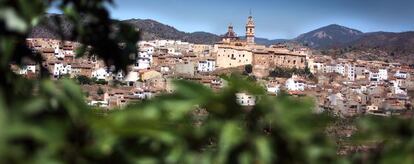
[214,13,309,77]
[221,14,256,45]
[214,14,264,69]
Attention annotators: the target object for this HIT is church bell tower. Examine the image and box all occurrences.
[245,11,255,45]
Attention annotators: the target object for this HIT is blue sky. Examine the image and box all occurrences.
[49,0,414,39]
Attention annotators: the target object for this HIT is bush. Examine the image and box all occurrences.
[76,75,93,85]
[94,78,108,85]
[244,64,253,74]
[269,66,314,79]
[1,0,413,163]
[97,87,105,95]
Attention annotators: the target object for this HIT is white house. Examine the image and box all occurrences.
[346,64,356,81]
[308,58,324,74]
[141,46,155,54]
[378,69,388,80]
[160,66,171,73]
[114,71,124,81]
[168,48,181,56]
[395,70,408,79]
[323,64,336,74]
[311,62,324,74]
[54,46,65,59]
[89,100,108,108]
[19,64,36,75]
[368,69,387,83]
[124,71,140,86]
[197,59,216,72]
[352,85,368,94]
[133,88,153,100]
[369,71,380,84]
[335,63,346,76]
[390,79,407,95]
[62,47,74,57]
[211,79,224,88]
[135,58,151,70]
[134,52,152,70]
[266,84,280,94]
[367,105,379,112]
[92,68,110,80]
[53,63,71,78]
[138,51,153,62]
[236,93,256,106]
[285,75,305,91]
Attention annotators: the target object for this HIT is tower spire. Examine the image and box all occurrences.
[245,11,255,45]
[228,23,233,32]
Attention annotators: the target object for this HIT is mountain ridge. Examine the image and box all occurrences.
[294,24,364,48]
[29,14,290,45]
[29,14,414,64]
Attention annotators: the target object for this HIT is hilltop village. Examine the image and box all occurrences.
[16,14,414,116]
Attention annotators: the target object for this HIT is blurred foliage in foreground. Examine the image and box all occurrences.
[1,0,414,163]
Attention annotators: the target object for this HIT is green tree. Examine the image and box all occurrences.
[94,79,108,85]
[76,75,92,85]
[244,64,253,74]
[304,66,311,75]
[1,0,413,163]
[97,87,105,95]
[0,0,139,163]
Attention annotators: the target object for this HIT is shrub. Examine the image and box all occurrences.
[244,64,253,74]
[0,0,412,163]
[76,75,93,85]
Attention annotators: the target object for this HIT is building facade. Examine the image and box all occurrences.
[216,45,253,68]
[197,59,216,72]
